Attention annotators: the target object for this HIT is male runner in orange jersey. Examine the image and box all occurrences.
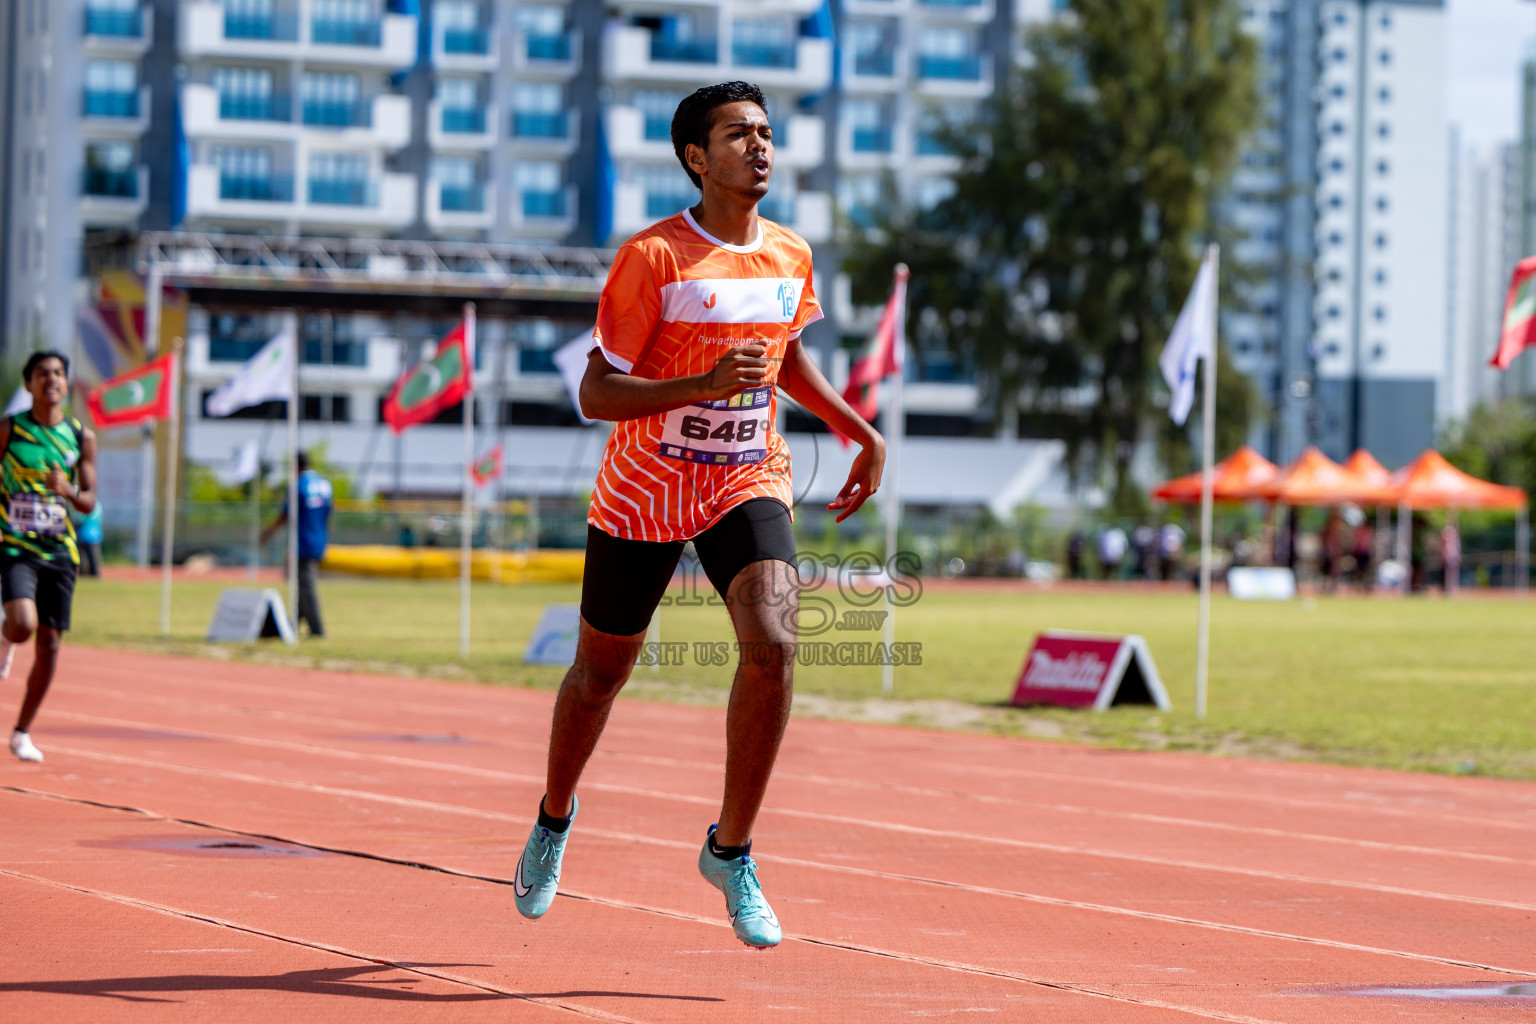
[513,82,886,947]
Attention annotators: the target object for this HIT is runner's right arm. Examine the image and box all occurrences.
[579,345,770,421]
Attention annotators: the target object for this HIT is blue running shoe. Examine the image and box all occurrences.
[514,796,577,920]
[697,825,781,948]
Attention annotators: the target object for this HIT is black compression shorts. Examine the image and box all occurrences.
[0,554,77,631]
[579,498,797,637]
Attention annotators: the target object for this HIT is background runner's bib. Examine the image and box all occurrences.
[659,386,773,467]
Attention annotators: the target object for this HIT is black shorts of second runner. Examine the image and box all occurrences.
[0,554,78,631]
[580,498,797,637]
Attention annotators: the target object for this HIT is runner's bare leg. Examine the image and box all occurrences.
[543,619,646,817]
[15,626,59,732]
[714,559,798,847]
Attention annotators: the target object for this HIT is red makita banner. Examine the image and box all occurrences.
[1011,632,1170,711]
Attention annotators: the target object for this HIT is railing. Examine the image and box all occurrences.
[733,41,796,68]
[309,179,378,206]
[512,112,567,139]
[311,18,381,46]
[443,27,489,54]
[84,7,142,37]
[851,126,893,153]
[82,168,139,198]
[220,93,291,121]
[219,174,296,202]
[645,192,693,219]
[854,50,895,76]
[522,190,567,218]
[441,107,486,133]
[82,89,140,118]
[917,54,983,80]
[303,101,371,128]
[224,13,300,41]
[440,185,484,213]
[525,33,571,60]
[650,37,718,63]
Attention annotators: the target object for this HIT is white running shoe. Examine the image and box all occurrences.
[0,639,13,680]
[9,730,42,763]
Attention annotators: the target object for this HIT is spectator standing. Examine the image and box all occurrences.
[1442,521,1461,595]
[1158,523,1186,581]
[76,504,103,577]
[1066,530,1087,579]
[1096,525,1127,580]
[261,452,333,637]
[1351,519,1374,592]
[1131,524,1156,579]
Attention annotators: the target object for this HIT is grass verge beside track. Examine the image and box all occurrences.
[65,576,1536,780]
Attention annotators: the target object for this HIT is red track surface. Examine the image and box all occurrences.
[4,647,1536,1021]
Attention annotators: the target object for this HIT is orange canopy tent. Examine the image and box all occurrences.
[1342,449,1391,491]
[1151,446,1278,504]
[1252,446,1381,505]
[1375,450,1527,510]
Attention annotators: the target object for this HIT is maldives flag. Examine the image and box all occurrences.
[836,267,908,446]
[383,321,472,433]
[1491,256,1536,370]
[470,444,503,487]
[86,351,177,428]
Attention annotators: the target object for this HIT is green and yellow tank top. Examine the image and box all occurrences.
[0,412,82,565]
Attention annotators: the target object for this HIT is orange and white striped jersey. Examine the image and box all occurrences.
[588,208,822,542]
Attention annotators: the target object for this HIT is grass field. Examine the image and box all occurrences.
[62,575,1536,780]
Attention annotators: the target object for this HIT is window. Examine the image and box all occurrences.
[1327,195,1343,210]
[515,4,564,36]
[1374,269,1387,285]
[1379,11,1391,29]
[1374,232,1387,249]
[1373,306,1386,322]
[515,160,568,217]
[1329,84,1345,100]
[436,77,479,109]
[301,71,362,125]
[1375,195,1388,212]
[1378,86,1391,103]
[1327,231,1343,246]
[1326,305,1341,320]
[1329,121,1345,136]
[431,155,476,187]
[1376,159,1389,175]
[434,0,480,30]
[1377,122,1390,139]
[634,89,683,140]
[512,82,561,113]
[211,145,273,178]
[84,59,138,116]
[311,151,368,181]
[1379,49,1391,66]
[1328,158,1345,173]
[734,17,794,67]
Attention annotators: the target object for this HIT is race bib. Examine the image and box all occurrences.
[10,492,67,536]
[658,386,773,467]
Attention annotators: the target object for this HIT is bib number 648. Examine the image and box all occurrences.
[680,415,758,444]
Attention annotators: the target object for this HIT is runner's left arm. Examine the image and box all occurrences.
[777,336,886,522]
[47,428,98,515]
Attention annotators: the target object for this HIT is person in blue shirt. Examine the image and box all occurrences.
[262,451,333,637]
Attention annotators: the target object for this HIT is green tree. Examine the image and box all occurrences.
[844,0,1257,510]
[1441,398,1536,506]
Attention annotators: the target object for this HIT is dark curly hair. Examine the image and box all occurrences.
[671,81,767,190]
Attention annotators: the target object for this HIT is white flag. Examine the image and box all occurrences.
[3,385,31,418]
[206,324,296,418]
[552,331,596,425]
[215,439,261,487]
[1159,246,1219,426]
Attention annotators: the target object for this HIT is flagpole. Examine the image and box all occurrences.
[460,303,476,659]
[158,341,183,636]
[136,263,163,567]
[1195,245,1219,719]
[881,264,910,696]
[286,310,300,628]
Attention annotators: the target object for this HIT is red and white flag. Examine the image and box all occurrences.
[470,443,503,487]
[1491,256,1536,370]
[837,266,909,446]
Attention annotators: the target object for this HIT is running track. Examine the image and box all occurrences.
[4,646,1536,1021]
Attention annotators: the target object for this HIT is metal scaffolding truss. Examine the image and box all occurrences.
[86,231,616,314]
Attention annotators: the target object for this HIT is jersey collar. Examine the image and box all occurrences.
[681,207,764,255]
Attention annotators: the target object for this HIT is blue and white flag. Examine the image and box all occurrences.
[1158,245,1219,426]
